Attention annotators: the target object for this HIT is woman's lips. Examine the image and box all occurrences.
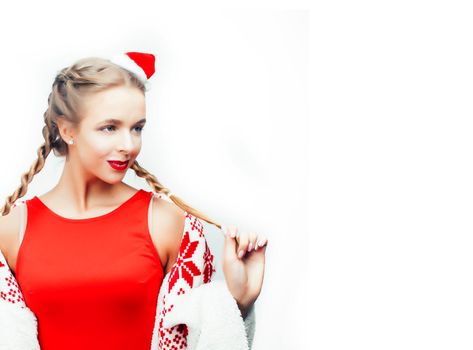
[107,160,129,171]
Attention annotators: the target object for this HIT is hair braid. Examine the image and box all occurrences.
[130,161,221,229]
[1,119,54,216]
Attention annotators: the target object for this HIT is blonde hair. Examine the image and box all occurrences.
[1,56,221,229]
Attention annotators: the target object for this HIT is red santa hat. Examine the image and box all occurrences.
[110,51,156,88]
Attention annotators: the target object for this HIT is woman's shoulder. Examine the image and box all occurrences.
[149,192,186,239]
[148,192,187,274]
[0,204,23,270]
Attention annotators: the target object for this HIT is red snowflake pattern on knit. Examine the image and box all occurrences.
[203,241,215,283]
[0,248,26,306]
[157,211,215,350]
[0,200,27,306]
[168,230,202,294]
[0,274,24,304]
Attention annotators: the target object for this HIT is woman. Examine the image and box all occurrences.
[0,52,267,349]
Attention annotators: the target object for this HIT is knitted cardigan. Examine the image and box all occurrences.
[0,198,255,350]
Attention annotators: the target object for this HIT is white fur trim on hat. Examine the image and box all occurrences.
[110,53,148,84]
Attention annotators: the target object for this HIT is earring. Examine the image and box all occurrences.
[68,139,74,145]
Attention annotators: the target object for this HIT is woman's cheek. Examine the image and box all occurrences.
[89,135,114,155]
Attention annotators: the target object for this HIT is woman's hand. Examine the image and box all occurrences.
[221,225,268,317]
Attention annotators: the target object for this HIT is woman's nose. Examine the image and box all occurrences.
[118,131,134,152]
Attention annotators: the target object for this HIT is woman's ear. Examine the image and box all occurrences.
[56,116,75,143]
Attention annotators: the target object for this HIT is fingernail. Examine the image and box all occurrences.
[230,230,236,238]
[248,243,253,252]
[238,250,245,258]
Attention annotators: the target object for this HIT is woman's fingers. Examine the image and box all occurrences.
[255,235,268,250]
[236,231,249,259]
[227,226,247,259]
[225,225,268,258]
[247,231,258,252]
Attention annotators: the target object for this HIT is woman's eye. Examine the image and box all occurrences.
[100,125,144,133]
[101,125,115,132]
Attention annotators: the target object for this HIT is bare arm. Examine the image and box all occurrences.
[148,195,186,276]
[0,205,22,274]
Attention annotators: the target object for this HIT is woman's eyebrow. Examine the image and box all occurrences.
[98,118,146,125]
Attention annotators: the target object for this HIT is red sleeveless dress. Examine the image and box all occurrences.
[15,189,164,350]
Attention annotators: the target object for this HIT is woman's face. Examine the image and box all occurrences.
[67,85,146,183]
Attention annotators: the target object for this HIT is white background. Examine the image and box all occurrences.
[0,1,309,350]
[313,1,473,349]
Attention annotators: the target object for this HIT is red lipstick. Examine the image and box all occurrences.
[107,160,129,171]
